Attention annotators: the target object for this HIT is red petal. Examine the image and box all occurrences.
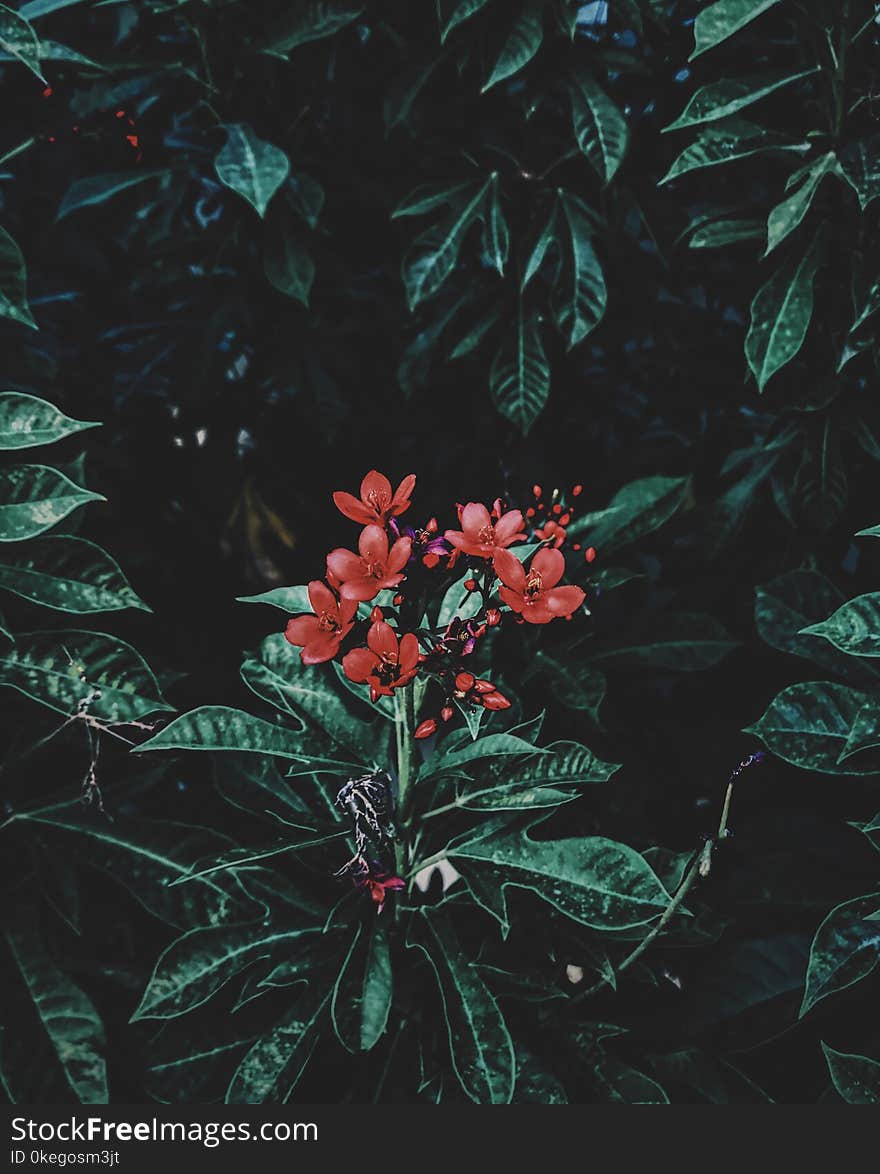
[387,535,412,573]
[390,473,416,513]
[368,620,398,659]
[339,597,359,624]
[360,470,392,508]
[444,529,467,550]
[327,548,363,581]
[359,523,389,561]
[339,577,382,602]
[284,615,321,646]
[301,633,341,664]
[307,579,337,615]
[332,491,374,526]
[493,549,526,591]
[342,648,379,682]
[398,632,419,672]
[461,501,491,538]
[493,509,525,545]
[498,585,525,613]
[532,546,565,588]
[545,585,586,616]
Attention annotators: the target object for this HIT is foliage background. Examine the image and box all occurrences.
[1,0,879,1105]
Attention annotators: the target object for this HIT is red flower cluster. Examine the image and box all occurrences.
[284,468,589,713]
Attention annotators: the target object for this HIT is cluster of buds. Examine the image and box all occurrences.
[525,483,596,564]
[284,467,590,727]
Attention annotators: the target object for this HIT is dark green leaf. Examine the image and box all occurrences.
[801,896,880,1016]
[0,536,149,613]
[569,68,628,183]
[215,124,290,218]
[665,68,816,132]
[839,135,880,211]
[0,226,37,329]
[744,682,880,774]
[660,118,806,185]
[690,0,781,60]
[822,1043,880,1104]
[331,920,393,1052]
[0,464,103,542]
[0,3,45,82]
[0,392,98,450]
[482,1,543,92]
[135,706,305,758]
[226,983,331,1103]
[801,593,880,658]
[489,308,549,435]
[262,2,364,54]
[556,191,606,347]
[57,170,168,220]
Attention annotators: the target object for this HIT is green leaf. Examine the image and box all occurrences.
[402,181,489,310]
[287,172,324,228]
[241,633,382,762]
[482,1,543,92]
[531,652,606,721]
[556,191,606,347]
[452,740,619,811]
[569,69,628,184]
[664,68,816,132]
[521,205,559,289]
[0,629,171,721]
[331,920,393,1053]
[822,1043,880,1104]
[856,524,880,540]
[132,924,322,1021]
[744,682,880,774]
[838,135,880,211]
[436,574,483,629]
[0,392,99,450]
[449,310,500,359]
[409,908,515,1104]
[226,983,331,1103]
[595,1057,669,1104]
[801,593,880,658]
[262,2,363,54]
[448,819,672,931]
[6,921,107,1103]
[489,308,549,436]
[439,0,491,42]
[56,170,168,220]
[566,475,690,550]
[0,536,149,613]
[690,0,781,60]
[766,152,835,255]
[0,3,45,82]
[135,706,306,758]
[837,695,880,762]
[264,222,314,306]
[660,118,806,185]
[237,584,311,613]
[0,464,103,542]
[801,896,880,1016]
[754,570,849,673]
[19,0,87,17]
[688,218,763,249]
[392,181,476,220]
[0,226,37,329]
[420,732,547,782]
[215,124,290,219]
[746,228,825,392]
[589,613,737,670]
[481,174,509,276]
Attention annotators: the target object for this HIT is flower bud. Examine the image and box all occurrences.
[370,606,383,623]
[559,512,570,526]
[585,546,596,563]
[473,678,495,694]
[394,593,405,605]
[441,705,454,722]
[426,516,438,533]
[415,718,438,739]
[552,503,562,515]
[486,608,501,626]
[572,484,583,496]
[454,671,475,692]
[533,484,542,499]
[481,691,511,710]
[422,552,440,569]
[464,578,477,591]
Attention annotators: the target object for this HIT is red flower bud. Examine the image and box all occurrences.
[369,685,380,703]
[526,507,535,518]
[441,705,454,722]
[370,606,384,623]
[422,552,440,569]
[474,624,487,638]
[464,578,477,591]
[455,671,475,692]
[552,503,562,515]
[573,543,581,551]
[533,484,542,499]
[394,593,405,605]
[559,512,571,526]
[486,608,501,626]
[585,546,597,563]
[573,484,583,496]
[481,691,511,710]
[491,497,503,519]
[473,678,495,694]
[415,718,437,739]
[426,516,438,533]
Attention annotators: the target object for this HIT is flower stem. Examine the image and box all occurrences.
[394,685,415,876]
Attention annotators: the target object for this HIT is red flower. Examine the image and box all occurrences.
[342,620,420,701]
[444,502,525,559]
[493,547,585,624]
[284,580,357,664]
[533,518,567,549]
[333,469,416,527]
[327,524,412,602]
[356,869,406,913]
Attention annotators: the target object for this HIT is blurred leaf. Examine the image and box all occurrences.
[567,475,690,550]
[264,222,314,306]
[439,0,491,42]
[263,2,364,53]
[226,983,331,1103]
[838,135,880,211]
[0,226,37,329]
[766,152,835,255]
[402,181,489,310]
[589,613,737,670]
[688,217,763,248]
[57,170,168,221]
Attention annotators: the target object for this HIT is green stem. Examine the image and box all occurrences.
[394,686,415,876]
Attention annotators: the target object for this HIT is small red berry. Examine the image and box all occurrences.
[552,503,562,515]
[585,547,597,563]
[559,512,571,526]
[573,484,583,496]
[394,593,404,605]
[573,543,581,551]
[415,718,438,739]
[526,506,536,518]
[464,578,477,591]
[533,484,542,499]
[455,671,475,692]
